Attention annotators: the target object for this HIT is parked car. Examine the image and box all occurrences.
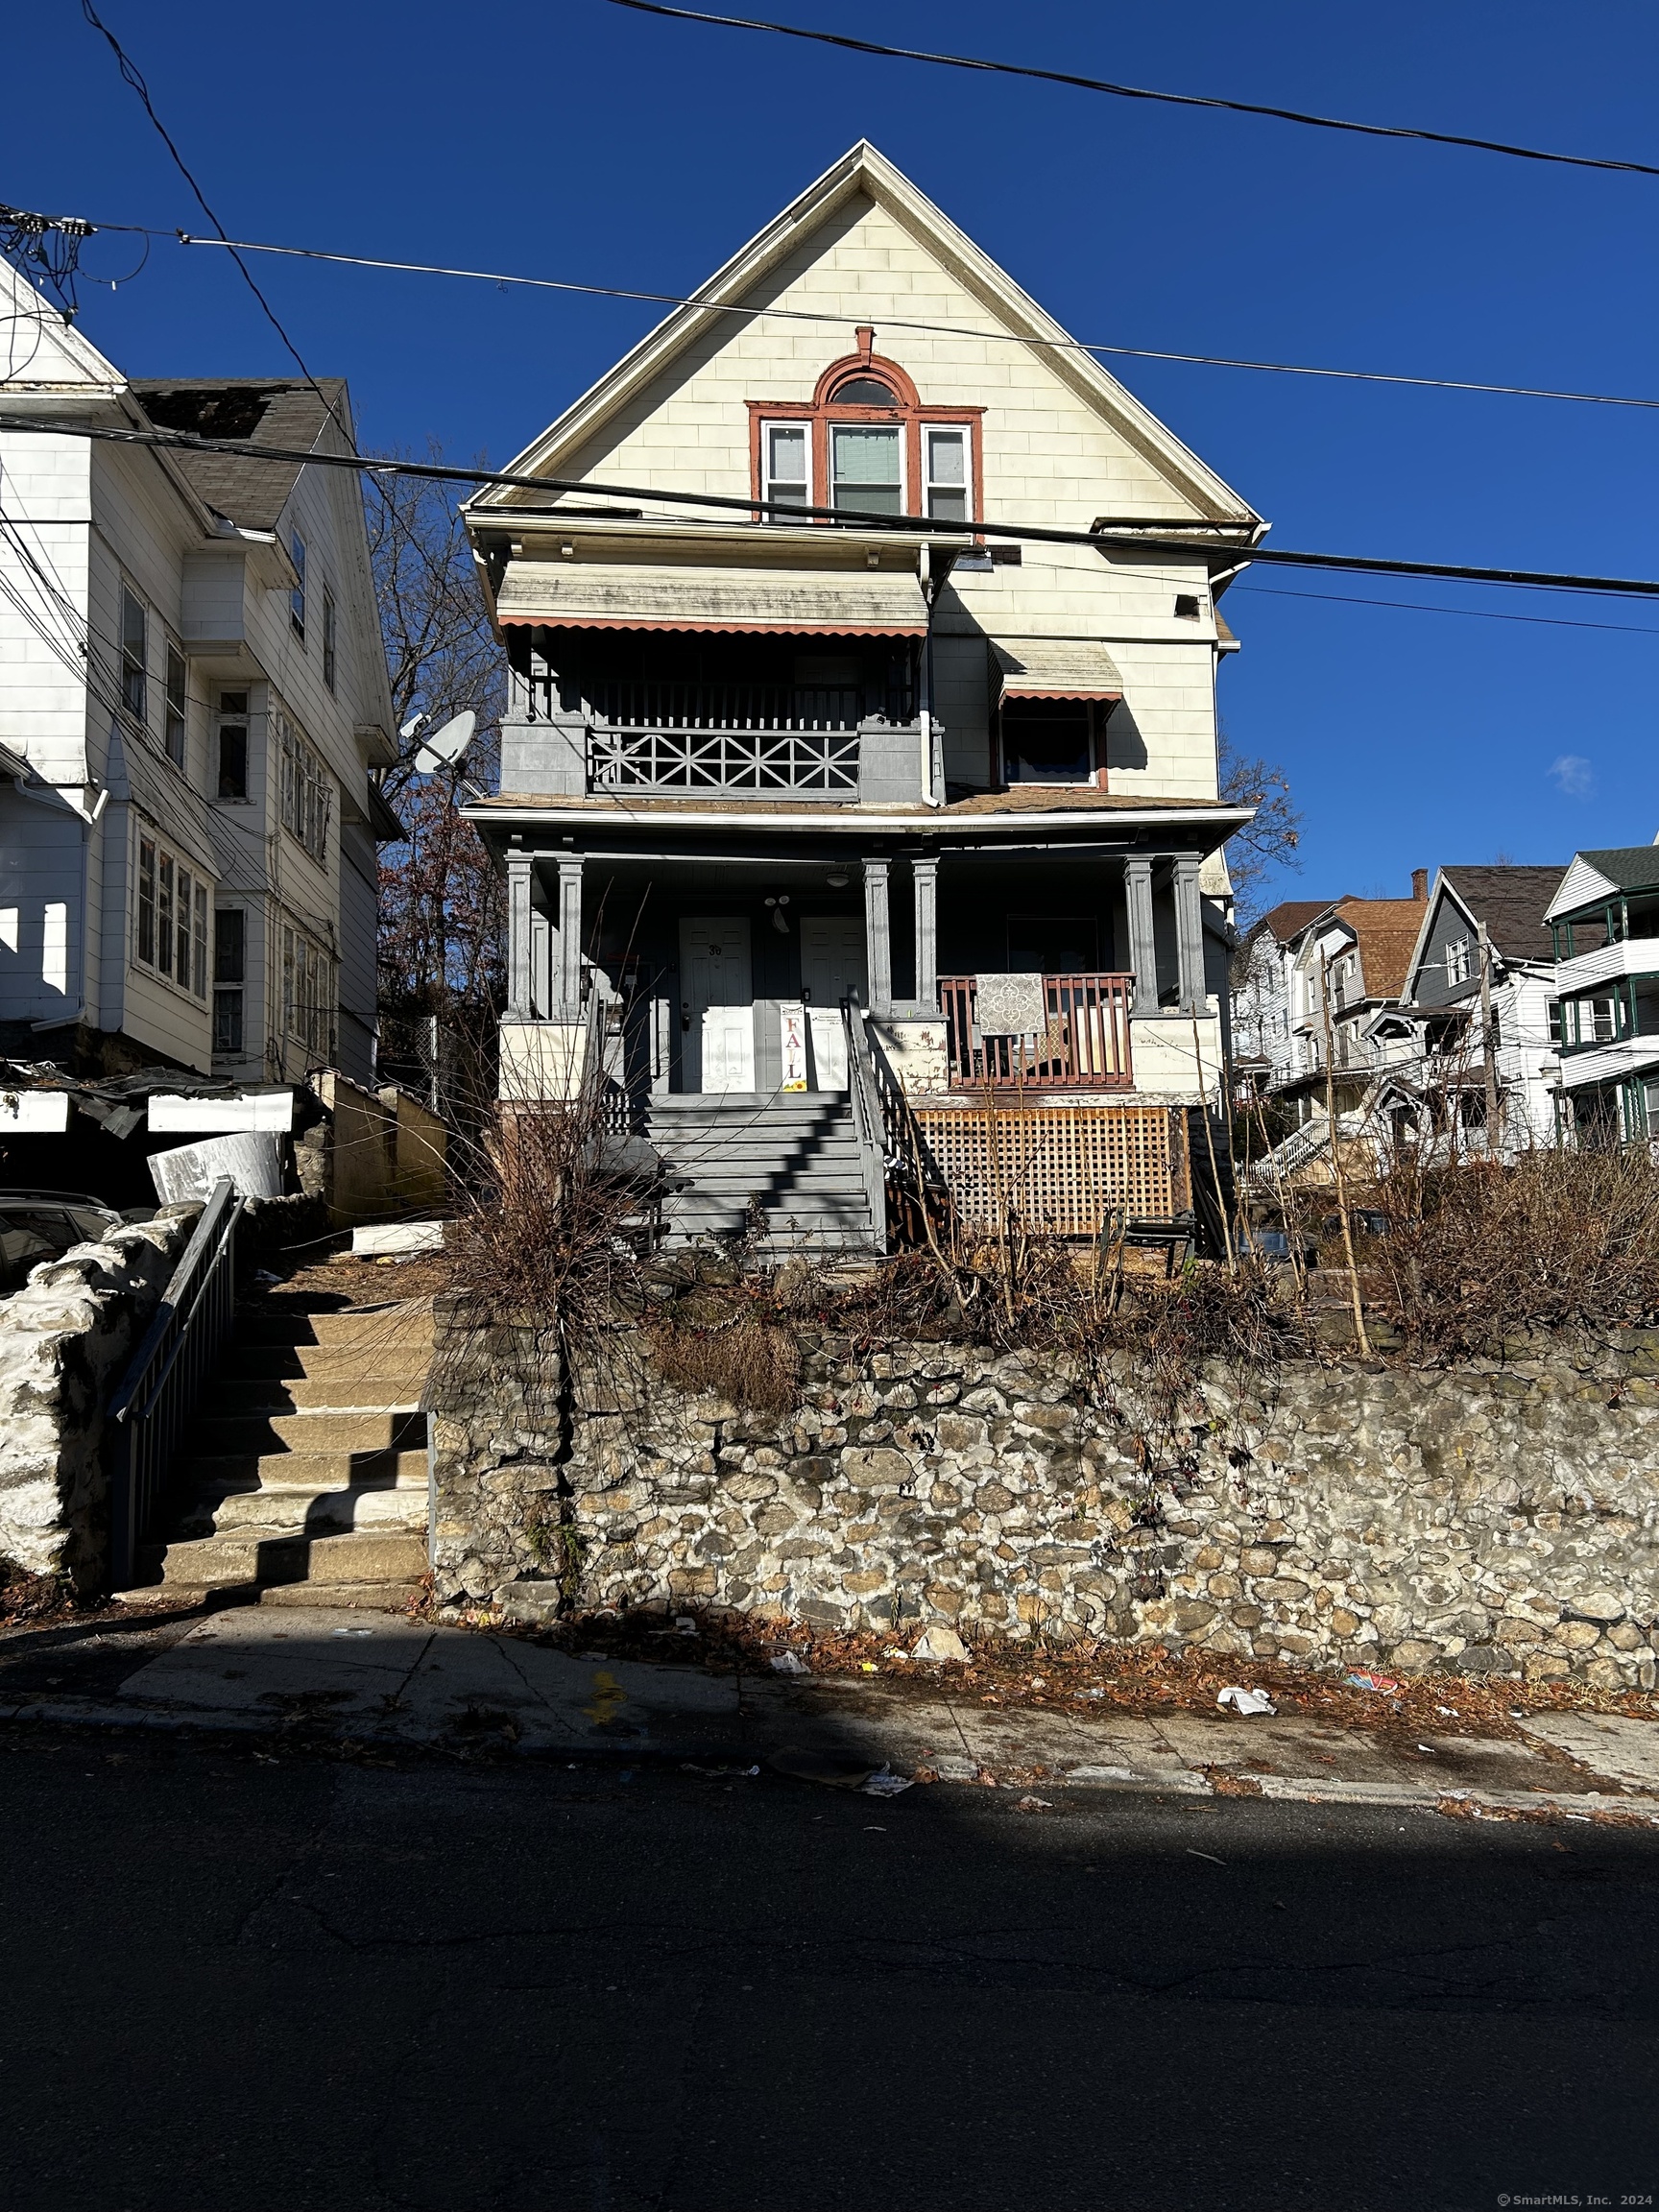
[0,1190,124,1293]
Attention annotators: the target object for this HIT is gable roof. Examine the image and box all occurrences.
[130,377,350,531]
[1436,866,1568,964]
[1547,843,1659,922]
[469,141,1263,529]
[1253,898,1329,947]
[1299,894,1426,1000]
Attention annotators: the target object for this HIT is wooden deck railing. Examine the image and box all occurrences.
[939,973,1135,1091]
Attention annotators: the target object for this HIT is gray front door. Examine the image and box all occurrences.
[679,917,753,1093]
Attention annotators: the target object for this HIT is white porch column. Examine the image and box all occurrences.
[912,855,938,1009]
[1124,856,1159,1017]
[863,858,894,1014]
[506,852,534,1020]
[555,852,584,1018]
[1173,854,1207,1014]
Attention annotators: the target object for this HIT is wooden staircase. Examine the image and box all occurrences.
[131,1298,434,1610]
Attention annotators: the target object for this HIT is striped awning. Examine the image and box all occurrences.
[495,560,929,635]
[993,639,1125,700]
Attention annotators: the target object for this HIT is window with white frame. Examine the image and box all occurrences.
[1445,936,1473,986]
[830,421,902,517]
[276,706,330,863]
[120,586,147,723]
[924,426,969,522]
[290,531,307,638]
[164,642,187,769]
[322,584,337,692]
[216,689,250,800]
[761,422,809,519]
[281,923,336,1062]
[132,827,208,998]
[213,906,246,1054]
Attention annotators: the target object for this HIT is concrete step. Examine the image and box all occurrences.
[180,1483,427,1538]
[149,1527,428,1589]
[236,1305,434,1352]
[189,1409,427,1457]
[203,1378,423,1416]
[182,1449,429,1494]
[223,1343,433,1384]
[257,1580,424,1611]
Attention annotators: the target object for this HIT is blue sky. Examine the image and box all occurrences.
[8,0,1657,905]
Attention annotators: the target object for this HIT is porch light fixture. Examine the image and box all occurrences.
[826,871,849,888]
[766,894,792,934]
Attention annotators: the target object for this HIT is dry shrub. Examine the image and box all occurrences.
[646,1305,800,1417]
[1367,1144,1659,1353]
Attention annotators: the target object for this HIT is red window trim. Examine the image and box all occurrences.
[748,342,985,528]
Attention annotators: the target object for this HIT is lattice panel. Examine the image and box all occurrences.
[913,1104,1175,1236]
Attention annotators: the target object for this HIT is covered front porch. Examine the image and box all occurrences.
[493,830,1224,1110]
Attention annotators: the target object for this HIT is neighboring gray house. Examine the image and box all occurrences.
[1395,865,1571,1150]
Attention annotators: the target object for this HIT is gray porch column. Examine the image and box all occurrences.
[912,855,939,1009]
[506,852,534,1019]
[555,852,584,1019]
[1124,855,1159,1017]
[863,858,894,1014]
[1173,853,1207,1014]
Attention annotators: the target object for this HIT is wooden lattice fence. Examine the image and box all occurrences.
[909,1102,1184,1237]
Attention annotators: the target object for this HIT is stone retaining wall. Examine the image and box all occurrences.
[429,1317,1659,1689]
[0,1205,201,1591]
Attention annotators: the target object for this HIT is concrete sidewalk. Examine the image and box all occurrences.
[4,1602,1659,1820]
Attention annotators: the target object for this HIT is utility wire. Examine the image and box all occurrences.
[1230,582,1659,637]
[163,231,1659,415]
[608,0,1659,180]
[78,2,354,451]
[11,203,1659,415]
[5,410,1659,601]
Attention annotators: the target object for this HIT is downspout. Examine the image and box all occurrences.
[918,544,941,806]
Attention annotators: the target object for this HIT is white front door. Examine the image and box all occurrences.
[680,917,754,1093]
[800,917,868,1090]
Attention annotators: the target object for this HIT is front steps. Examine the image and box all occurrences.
[126,1299,434,1611]
[645,1093,879,1252]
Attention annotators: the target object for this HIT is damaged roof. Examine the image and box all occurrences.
[131,377,349,531]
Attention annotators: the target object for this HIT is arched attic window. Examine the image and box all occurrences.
[750,332,982,526]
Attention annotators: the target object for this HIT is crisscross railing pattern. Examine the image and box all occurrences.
[589,723,859,796]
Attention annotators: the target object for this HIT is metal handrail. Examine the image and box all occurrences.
[108,1178,243,1591]
[843,996,890,1256]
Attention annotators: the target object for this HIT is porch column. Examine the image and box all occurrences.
[1173,853,1207,1014]
[554,852,584,1019]
[912,855,939,1009]
[863,858,894,1014]
[506,852,534,1019]
[1124,855,1158,1017]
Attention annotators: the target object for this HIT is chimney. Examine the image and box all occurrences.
[1411,868,1428,902]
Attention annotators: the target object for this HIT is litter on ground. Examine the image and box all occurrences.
[1217,1686,1277,1718]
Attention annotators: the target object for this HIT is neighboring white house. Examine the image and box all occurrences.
[1231,899,1329,1091]
[1545,841,1659,1147]
[0,256,397,1090]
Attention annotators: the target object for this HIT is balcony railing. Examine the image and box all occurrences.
[588,678,877,731]
[589,723,860,796]
[940,973,1135,1091]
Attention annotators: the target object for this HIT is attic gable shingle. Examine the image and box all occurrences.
[131,376,349,531]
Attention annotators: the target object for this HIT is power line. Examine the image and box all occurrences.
[1230,582,1659,636]
[609,0,1659,181]
[5,409,1659,601]
[165,231,1659,415]
[77,2,354,451]
[11,201,1659,416]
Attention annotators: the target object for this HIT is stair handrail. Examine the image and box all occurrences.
[108,1176,244,1591]
[843,994,890,1255]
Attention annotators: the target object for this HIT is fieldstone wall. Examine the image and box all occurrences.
[429,1316,1659,1689]
[0,1204,202,1591]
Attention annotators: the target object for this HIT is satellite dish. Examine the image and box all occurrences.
[413,709,476,776]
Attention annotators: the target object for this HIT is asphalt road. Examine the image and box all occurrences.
[2,1733,1655,2212]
